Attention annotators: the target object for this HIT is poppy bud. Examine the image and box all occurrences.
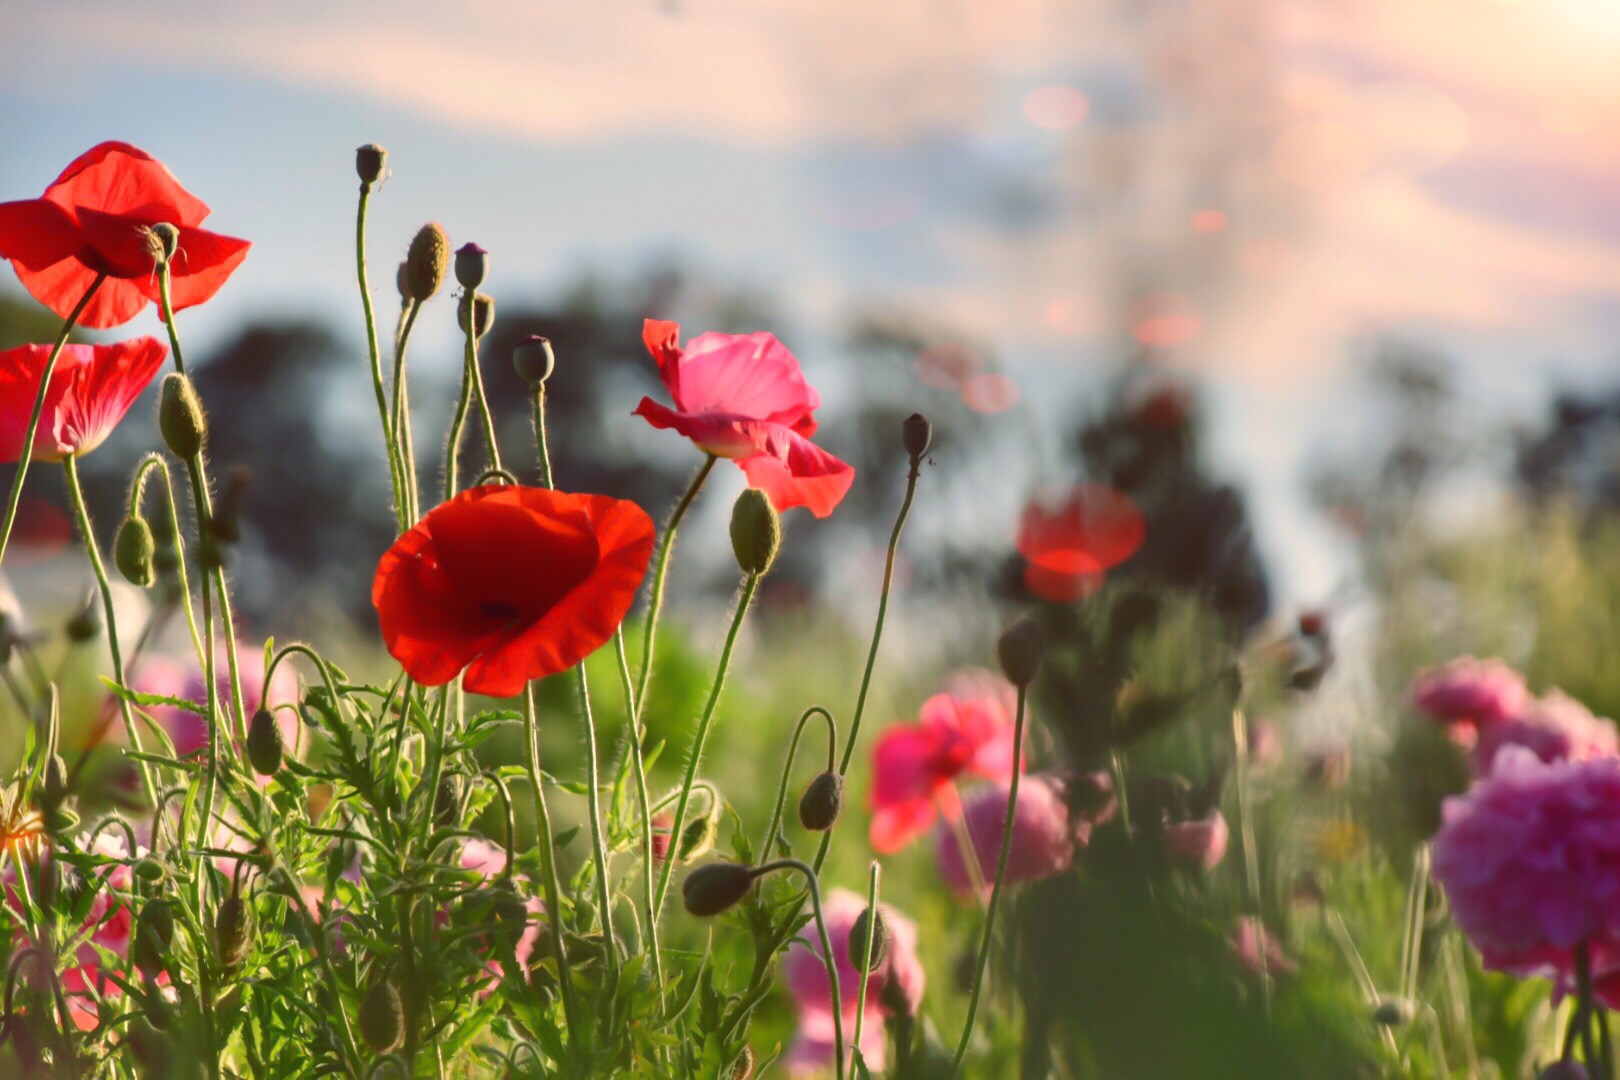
[848,905,891,972]
[246,708,284,776]
[133,899,176,976]
[1538,1063,1591,1080]
[1372,996,1414,1027]
[355,143,388,186]
[997,616,1045,687]
[114,515,156,587]
[66,595,101,642]
[797,771,843,832]
[434,773,462,827]
[146,222,180,266]
[457,291,496,338]
[681,862,757,917]
[214,895,252,968]
[902,412,932,460]
[39,753,69,810]
[454,242,488,290]
[729,489,781,575]
[513,335,555,385]
[127,1017,168,1071]
[359,979,405,1053]
[405,223,450,301]
[134,856,167,886]
[679,809,720,862]
[728,1047,756,1080]
[159,373,207,459]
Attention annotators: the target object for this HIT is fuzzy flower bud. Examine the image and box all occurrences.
[902,412,932,460]
[797,771,844,832]
[848,905,891,972]
[359,979,405,1053]
[159,373,206,459]
[679,808,720,861]
[115,515,156,588]
[729,489,781,575]
[133,899,176,976]
[997,616,1044,687]
[682,862,757,917]
[728,1046,757,1080]
[405,223,450,301]
[1372,996,1414,1027]
[214,895,252,969]
[454,242,488,290]
[65,595,101,641]
[246,708,284,776]
[513,335,555,385]
[355,143,387,186]
[457,291,496,338]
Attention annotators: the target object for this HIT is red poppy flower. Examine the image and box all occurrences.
[1016,484,1146,601]
[373,484,655,698]
[0,338,167,462]
[632,319,855,517]
[0,142,249,329]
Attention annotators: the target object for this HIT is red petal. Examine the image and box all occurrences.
[43,141,210,226]
[632,397,768,458]
[8,257,150,329]
[139,225,250,311]
[1016,484,1146,573]
[53,337,168,457]
[869,801,936,854]
[737,427,855,518]
[0,199,84,270]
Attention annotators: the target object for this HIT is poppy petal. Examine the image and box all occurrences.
[632,397,769,459]
[0,198,84,270]
[43,141,210,225]
[675,330,820,426]
[869,800,937,855]
[737,426,855,518]
[137,225,251,311]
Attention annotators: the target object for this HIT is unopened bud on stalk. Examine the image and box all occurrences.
[902,412,932,460]
[849,905,891,972]
[457,292,496,338]
[115,515,156,588]
[1372,996,1414,1027]
[359,979,405,1053]
[454,242,488,290]
[434,773,462,827]
[246,709,284,776]
[355,143,387,186]
[513,335,555,385]
[66,596,101,642]
[679,808,720,861]
[134,857,167,886]
[729,489,781,575]
[159,373,207,459]
[681,862,757,917]
[214,895,252,969]
[405,223,450,301]
[728,1047,757,1080]
[797,771,843,832]
[997,616,1045,687]
[133,899,176,976]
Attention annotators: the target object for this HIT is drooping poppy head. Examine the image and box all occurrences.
[633,319,855,517]
[0,142,250,328]
[0,338,167,462]
[1017,484,1146,601]
[373,484,654,698]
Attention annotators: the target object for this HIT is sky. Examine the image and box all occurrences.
[4,0,1620,611]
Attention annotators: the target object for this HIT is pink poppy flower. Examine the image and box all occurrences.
[1433,748,1620,994]
[1163,810,1229,871]
[868,688,1020,854]
[1473,691,1618,775]
[1231,916,1296,978]
[633,320,854,518]
[458,838,543,978]
[784,1006,889,1076]
[935,775,1079,899]
[0,338,167,462]
[1411,657,1530,729]
[133,643,300,770]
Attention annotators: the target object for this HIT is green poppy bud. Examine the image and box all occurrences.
[454,242,488,290]
[1372,996,1414,1027]
[134,856,168,886]
[115,515,156,587]
[797,771,843,832]
[359,979,405,1054]
[848,905,891,973]
[678,809,720,862]
[159,373,207,459]
[434,773,462,827]
[513,335,555,385]
[133,899,176,976]
[246,708,283,776]
[66,596,101,642]
[214,895,252,969]
[405,223,450,301]
[902,412,932,460]
[729,488,781,575]
[456,291,496,338]
[126,1017,168,1071]
[997,616,1045,688]
[681,862,757,917]
[356,143,388,186]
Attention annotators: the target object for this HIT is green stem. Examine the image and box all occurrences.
[0,273,104,569]
[61,455,156,804]
[611,631,663,986]
[392,300,422,524]
[634,455,717,708]
[1232,708,1268,1010]
[759,706,837,859]
[522,684,581,1051]
[531,385,553,489]
[443,325,476,502]
[754,859,845,1080]
[465,311,502,476]
[950,685,1028,1076]
[355,182,407,531]
[652,572,760,914]
[574,663,620,980]
[850,861,882,1064]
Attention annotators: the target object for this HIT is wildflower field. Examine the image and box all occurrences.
[1,25,1619,1078]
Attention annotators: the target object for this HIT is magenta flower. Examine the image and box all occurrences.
[784,1007,889,1076]
[1163,810,1229,872]
[1433,748,1620,995]
[459,837,544,977]
[934,775,1079,899]
[868,686,1020,854]
[1411,656,1530,729]
[133,644,299,765]
[1472,691,1618,774]
[1231,916,1296,978]
[633,319,854,517]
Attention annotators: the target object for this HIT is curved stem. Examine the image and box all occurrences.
[443,326,476,502]
[392,300,422,524]
[652,572,760,914]
[1233,707,1267,1010]
[850,861,882,1065]
[61,455,156,805]
[574,663,620,980]
[0,273,104,570]
[753,859,844,1080]
[610,631,663,986]
[465,313,502,476]
[759,706,838,859]
[950,685,1028,1076]
[522,684,581,1050]
[356,183,407,531]
[633,455,717,709]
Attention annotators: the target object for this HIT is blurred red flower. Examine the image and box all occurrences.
[0,338,167,462]
[633,319,855,517]
[0,141,249,328]
[1017,484,1146,601]
[373,484,654,698]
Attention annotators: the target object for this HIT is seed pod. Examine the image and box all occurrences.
[848,905,891,972]
[146,222,181,266]
[246,708,284,776]
[728,1046,757,1080]
[405,223,450,301]
[997,616,1045,688]
[159,373,207,459]
[797,771,843,832]
[358,979,405,1054]
[355,143,388,186]
[902,412,932,460]
[681,862,756,917]
[729,488,781,575]
[456,291,496,338]
[454,242,488,290]
[133,899,176,976]
[214,895,252,969]
[115,515,156,587]
[512,335,555,385]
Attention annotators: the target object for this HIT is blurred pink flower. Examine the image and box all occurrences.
[1433,748,1620,995]
[1245,717,1283,772]
[1411,657,1530,729]
[1163,810,1229,872]
[784,1005,889,1076]
[783,887,925,1030]
[1231,916,1296,978]
[133,643,299,768]
[934,775,1078,899]
[1473,691,1618,774]
[458,837,543,977]
[868,686,1020,854]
